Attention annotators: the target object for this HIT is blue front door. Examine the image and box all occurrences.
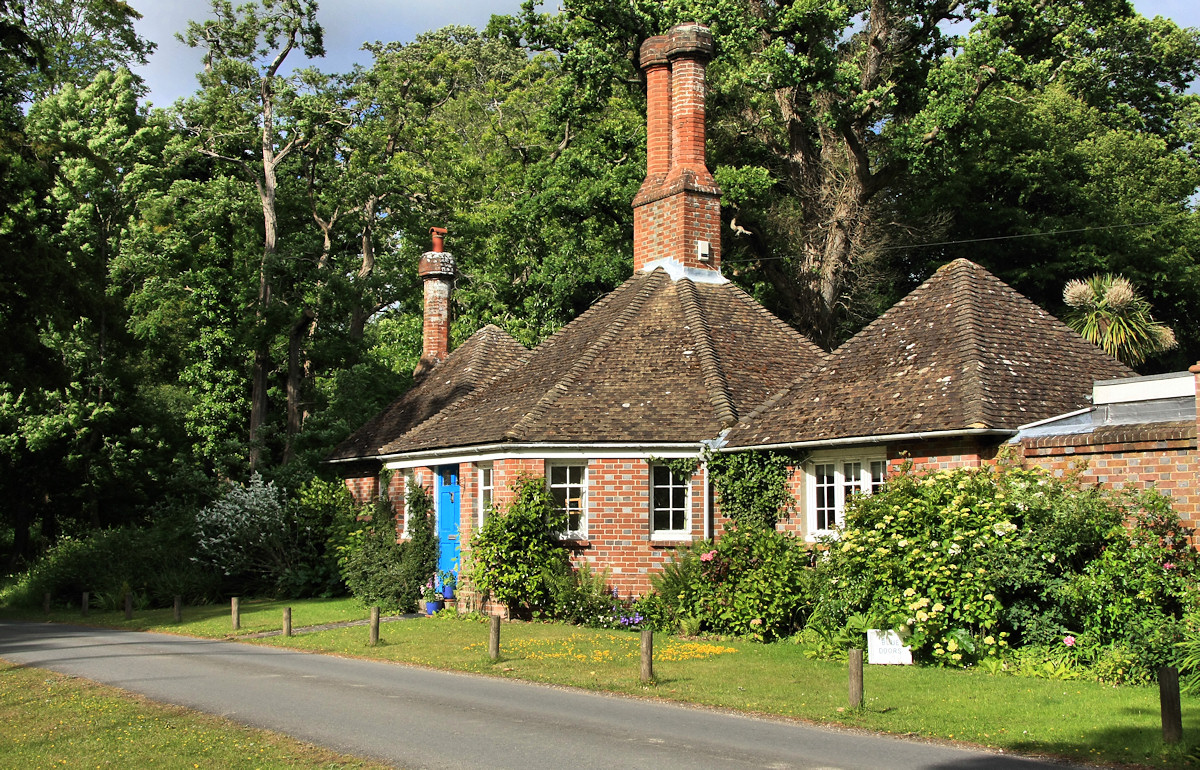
[435,465,461,576]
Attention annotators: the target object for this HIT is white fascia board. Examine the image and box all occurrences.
[723,428,1015,453]
[1093,371,1195,405]
[380,442,706,470]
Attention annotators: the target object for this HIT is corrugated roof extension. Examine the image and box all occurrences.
[723,258,1133,449]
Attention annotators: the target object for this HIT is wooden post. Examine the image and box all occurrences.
[848,648,864,709]
[640,628,654,683]
[124,592,133,620]
[43,592,50,614]
[81,591,89,617]
[1160,666,1183,744]
[173,596,182,623]
[488,615,501,661]
[369,606,380,646]
[283,607,292,637]
[231,597,240,631]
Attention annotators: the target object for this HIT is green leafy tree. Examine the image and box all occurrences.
[0,0,152,100]
[511,1,1200,351]
[179,0,325,468]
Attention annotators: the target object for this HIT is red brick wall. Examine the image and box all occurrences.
[455,457,709,601]
[1019,427,1199,533]
[887,437,999,472]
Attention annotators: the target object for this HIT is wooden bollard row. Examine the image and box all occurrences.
[60,591,183,621]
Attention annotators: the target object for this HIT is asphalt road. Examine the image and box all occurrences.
[0,621,1084,770]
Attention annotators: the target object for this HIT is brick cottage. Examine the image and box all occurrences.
[330,23,1199,605]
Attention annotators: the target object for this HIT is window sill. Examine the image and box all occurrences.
[650,536,693,547]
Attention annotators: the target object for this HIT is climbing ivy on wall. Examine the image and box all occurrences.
[646,456,699,480]
[704,450,804,530]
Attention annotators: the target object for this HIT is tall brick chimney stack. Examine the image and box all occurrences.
[415,227,454,377]
[632,23,722,273]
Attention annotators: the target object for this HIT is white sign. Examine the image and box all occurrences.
[867,629,913,665]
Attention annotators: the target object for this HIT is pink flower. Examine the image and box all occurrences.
[1164,562,1175,570]
[1063,635,1076,647]
[700,551,716,562]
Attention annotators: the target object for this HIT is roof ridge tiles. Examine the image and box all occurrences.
[953,262,991,428]
[678,278,737,427]
[503,272,664,441]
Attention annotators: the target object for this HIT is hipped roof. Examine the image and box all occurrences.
[328,324,527,462]
[343,265,825,460]
[723,259,1134,449]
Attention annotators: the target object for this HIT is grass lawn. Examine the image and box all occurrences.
[6,599,1199,767]
[0,659,389,769]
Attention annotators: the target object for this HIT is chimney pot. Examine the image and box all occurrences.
[430,226,447,253]
[667,23,714,61]
[639,36,670,68]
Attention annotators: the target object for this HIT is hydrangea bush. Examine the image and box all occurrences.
[810,461,1200,677]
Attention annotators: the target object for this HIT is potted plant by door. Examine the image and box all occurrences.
[421,580,443,615]
[439,570,457,601]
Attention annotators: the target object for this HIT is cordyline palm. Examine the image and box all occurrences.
[1063,274,1177,367]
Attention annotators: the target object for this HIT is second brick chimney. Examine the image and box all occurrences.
[632,23,722,273]
[416,227,454,377]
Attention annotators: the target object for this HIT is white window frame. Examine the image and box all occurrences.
[806,452,886,540]
[476,462,494,527]
[650,464,690,540]
[547,461,588,539]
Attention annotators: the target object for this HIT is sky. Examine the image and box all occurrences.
[130,1,1200,109]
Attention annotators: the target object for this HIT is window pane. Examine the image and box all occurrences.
[550,465,566,484]
[651,464,687,534]
[870,461,886,491]
[814,463,836,531]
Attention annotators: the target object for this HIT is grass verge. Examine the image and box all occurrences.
[6,600,1199,768]
[0,658,389,769]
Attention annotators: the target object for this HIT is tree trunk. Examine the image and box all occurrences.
[284,307,315,463]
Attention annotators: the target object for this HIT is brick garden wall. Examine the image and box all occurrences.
[1018,424,1199,533]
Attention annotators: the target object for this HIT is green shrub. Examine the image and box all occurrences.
[812,463,1200,675]
[649,540,706,631]
[338,483,438,613]
[193,473,337,596]
[678,526,814,641]
[398,482,438,610]
[470,475,568,617]
[337,499,407,611]
[1,518,219,609]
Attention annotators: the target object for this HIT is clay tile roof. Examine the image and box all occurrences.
[328,324,527,461]
[381,266,827,454]
[725,258,1135,448]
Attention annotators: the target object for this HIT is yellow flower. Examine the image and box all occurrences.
[932,603,945,613]
[984,636,996,645]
